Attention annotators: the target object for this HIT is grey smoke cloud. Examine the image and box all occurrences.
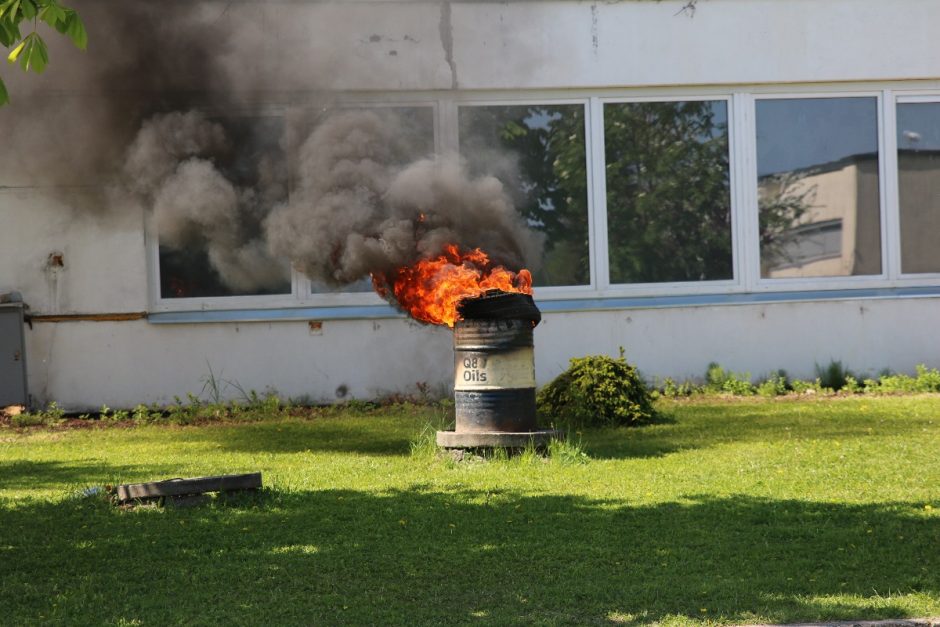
[265,109,542,289]
[123,112,230,195]
[122,111,287,292]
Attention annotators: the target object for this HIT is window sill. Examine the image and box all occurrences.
[146,285,940,324]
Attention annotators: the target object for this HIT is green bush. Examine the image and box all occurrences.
[842,375,863,394]
[705,362,755,396]
[756,372,789,397]
[866,364,940,394]
[660,377,701,398]
[814,359,854,392]
[10,401,66,427]
[914,364,940,391]
[790,378,828,395]
[537,351,656,428]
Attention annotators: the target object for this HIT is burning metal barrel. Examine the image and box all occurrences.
[437,290,558,449]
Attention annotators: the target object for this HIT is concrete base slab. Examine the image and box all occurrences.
[436,429,562,449]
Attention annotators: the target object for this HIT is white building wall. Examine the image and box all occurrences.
[15,297,940,410]
[0,191,147,315]
[537,298,940,385]
[451,0,940,89]
[22,0,937,93]
[23,318,454,408]
[3,0,940,409]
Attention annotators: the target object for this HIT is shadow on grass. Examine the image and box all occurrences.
[0,491,936,625]
[0,460,178,491]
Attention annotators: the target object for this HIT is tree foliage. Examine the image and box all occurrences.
[481,101,735,286]
[757,171,818,274]
[483,101,816,287]
[0,0,86,106]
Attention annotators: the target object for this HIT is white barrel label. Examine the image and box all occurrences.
[454,347,535,391]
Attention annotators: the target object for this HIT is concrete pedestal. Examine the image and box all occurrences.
[436,429,561,449]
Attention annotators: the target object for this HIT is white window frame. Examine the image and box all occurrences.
[147,104,304,313]
[748,90,890,291]
[294,98,441,308]
[596,94,742,298]
[891,91,940,282]
[453,96,597,299]
[148,100,440,312]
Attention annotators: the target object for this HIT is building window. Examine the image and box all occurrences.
[458,103,591,287]
[603,100,733,285]
[896,101,940,275]
[756,97,881,279]
[157,114,292,299]
[306,105,436,295]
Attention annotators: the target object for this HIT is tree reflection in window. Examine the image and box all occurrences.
[459,104,590,287]
[604,100,733,284]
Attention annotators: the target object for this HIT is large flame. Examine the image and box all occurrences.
[372,244,532,327]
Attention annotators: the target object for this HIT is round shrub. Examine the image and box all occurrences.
[536,351,656,428]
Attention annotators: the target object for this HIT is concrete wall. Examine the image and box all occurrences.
[23,317,454,408]
[11,0,940,94]
[12,297,940,410]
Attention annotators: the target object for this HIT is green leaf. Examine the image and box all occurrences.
[63,9,84,49]
[19,0,36,20]
[28,32,48,72]
[0,0,19,21]
[8,32,48,73]
[0,75,8,106]
[39,2,65,28]
[0,17,19,46]
[7,37,26,63]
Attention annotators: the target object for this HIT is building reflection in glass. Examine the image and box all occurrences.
[897,102,940,275]
[756,97,881,279]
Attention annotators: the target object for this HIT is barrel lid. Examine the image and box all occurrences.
[457,290,541,325]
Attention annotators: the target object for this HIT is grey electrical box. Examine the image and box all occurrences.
[0,303,28,407]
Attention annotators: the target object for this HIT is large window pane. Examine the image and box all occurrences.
[756,97,881,279]
[159,115,292,299]
[605,100,732,284]
[897,102,940,274]
[459,104,590,287]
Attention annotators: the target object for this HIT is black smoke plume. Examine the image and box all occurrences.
[0,0,541,296]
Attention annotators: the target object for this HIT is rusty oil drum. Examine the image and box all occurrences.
[452,292,541,433]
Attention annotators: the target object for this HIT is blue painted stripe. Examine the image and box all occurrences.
[147,286,940,324]
[149,304,400,324]
[536,286,940,313]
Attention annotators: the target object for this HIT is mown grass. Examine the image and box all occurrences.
[1,397,938,626]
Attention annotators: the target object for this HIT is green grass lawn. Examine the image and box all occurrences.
[1,397,938,626]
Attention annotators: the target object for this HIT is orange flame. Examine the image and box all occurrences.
[372,244,532,327]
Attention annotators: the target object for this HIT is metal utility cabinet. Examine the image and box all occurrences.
[0,303,28,407]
